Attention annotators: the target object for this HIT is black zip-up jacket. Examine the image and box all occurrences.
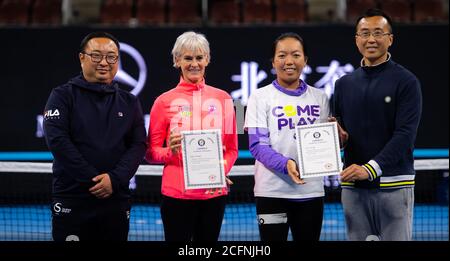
[333,59,422,189]
[43,74,147,199]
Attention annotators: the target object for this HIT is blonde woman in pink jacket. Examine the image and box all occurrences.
[145,31,238,242]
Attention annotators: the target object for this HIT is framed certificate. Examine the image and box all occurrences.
[181,129,226,189]
[295,122,342,178]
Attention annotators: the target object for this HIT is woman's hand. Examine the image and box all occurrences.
[168,131,182,154]
[286,159,305,185]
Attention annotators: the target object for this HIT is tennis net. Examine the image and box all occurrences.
[0,160,448,241]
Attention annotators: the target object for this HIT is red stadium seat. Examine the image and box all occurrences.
[380,0,412,23]
[0,0,31,25]
[136,0,166,25]
[414,0,446,22]
[275,0,307,24]
[346,0,378,22]
[31,0,62,25]
[168,0,201,25]
[209,0,240,25]
[243,0,273,24]
[100,0,133,25]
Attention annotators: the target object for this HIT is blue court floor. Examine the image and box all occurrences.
[0,203,447,241]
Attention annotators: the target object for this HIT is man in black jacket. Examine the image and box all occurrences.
[43,32,147,241]
[332,9,422,240]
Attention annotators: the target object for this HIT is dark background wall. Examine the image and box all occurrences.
[0,25,448,155]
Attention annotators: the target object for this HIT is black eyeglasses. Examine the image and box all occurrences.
[82,52,119,64]
[356,31,391,39]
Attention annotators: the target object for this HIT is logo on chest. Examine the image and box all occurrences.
[44,109,60,120]
[207,104,217,114]
[272,104,321,130]
[178,105,192,117]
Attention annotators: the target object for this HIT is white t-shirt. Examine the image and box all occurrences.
[244,83,330,199]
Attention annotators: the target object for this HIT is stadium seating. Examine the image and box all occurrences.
[0,0,31,25]
[31,0,62,25]
[275,0,307,24]
[209,0,240,25]
[380,0,412,23]
[100,0,133,25]
[242,0,273,24]
[414,0,446,22]
[168,0,201,25]
[136,0,166,25]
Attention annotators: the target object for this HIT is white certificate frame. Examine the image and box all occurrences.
[295,122,342,178]
[181,129,226,189]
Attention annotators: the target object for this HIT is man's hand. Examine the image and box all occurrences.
[328,117,349,148]
[89,173,113,199]
[169,130,182,154]
[340,164,369,182]
[286,159,305,185]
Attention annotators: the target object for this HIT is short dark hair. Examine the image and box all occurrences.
[272,32,308,61]
[356,8,394,33]
[79,32,120,53]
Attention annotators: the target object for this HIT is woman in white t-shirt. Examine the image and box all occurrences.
[244,32,330,241]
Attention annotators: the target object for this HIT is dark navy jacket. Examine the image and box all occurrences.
[333,59,422,189]
[44,74,147,199]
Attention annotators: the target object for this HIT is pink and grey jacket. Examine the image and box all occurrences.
[145,77,238,200]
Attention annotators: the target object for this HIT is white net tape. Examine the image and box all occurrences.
[0,159,448,176]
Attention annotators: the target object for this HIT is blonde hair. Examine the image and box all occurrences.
[171,31,210,67]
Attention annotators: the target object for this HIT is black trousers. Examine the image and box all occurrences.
[256,197,324,241]
[51,198,130,241]
[160,195,227,242]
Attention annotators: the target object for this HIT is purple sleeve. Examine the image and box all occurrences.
[248,127,290,175]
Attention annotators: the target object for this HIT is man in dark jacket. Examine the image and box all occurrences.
[43,32,147,241]
[332,9,422,240]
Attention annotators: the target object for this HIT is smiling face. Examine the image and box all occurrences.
[272,37,307,90]
[79,37,119,84]
[356,16,393,66]
[175,48,209,84]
